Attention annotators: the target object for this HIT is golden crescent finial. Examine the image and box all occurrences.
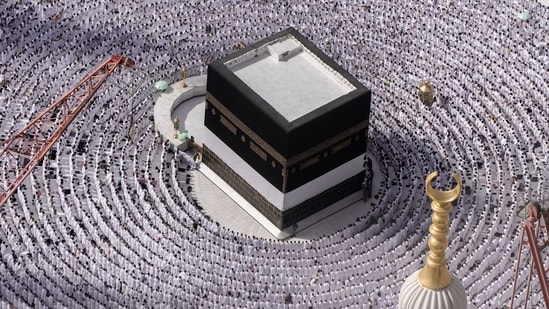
[418,171,462,290]
[425,171,462,204]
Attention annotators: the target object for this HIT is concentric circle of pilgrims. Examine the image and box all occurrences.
[0,0,548,307]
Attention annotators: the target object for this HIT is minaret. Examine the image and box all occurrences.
[398,171,467,309]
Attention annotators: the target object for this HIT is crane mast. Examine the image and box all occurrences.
[511,202,549,308]
[0,55,135,208]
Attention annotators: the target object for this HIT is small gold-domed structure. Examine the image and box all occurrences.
[173,117,180,139]
[173,117,180,130]
[419,81,435,107]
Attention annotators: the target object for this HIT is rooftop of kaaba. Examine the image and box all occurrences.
[206,27,371,159]
[224,28,356,122]
[1,0,549,308]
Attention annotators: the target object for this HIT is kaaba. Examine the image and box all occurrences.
[202,27,371,230]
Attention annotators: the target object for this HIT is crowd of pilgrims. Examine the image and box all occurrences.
[0,0,548,307]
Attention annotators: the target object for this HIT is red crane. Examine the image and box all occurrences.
[511,202,549,308]
[0,55,135,208]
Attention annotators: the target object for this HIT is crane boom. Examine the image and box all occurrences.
[510,202,549,308]
[0,55,134,208]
